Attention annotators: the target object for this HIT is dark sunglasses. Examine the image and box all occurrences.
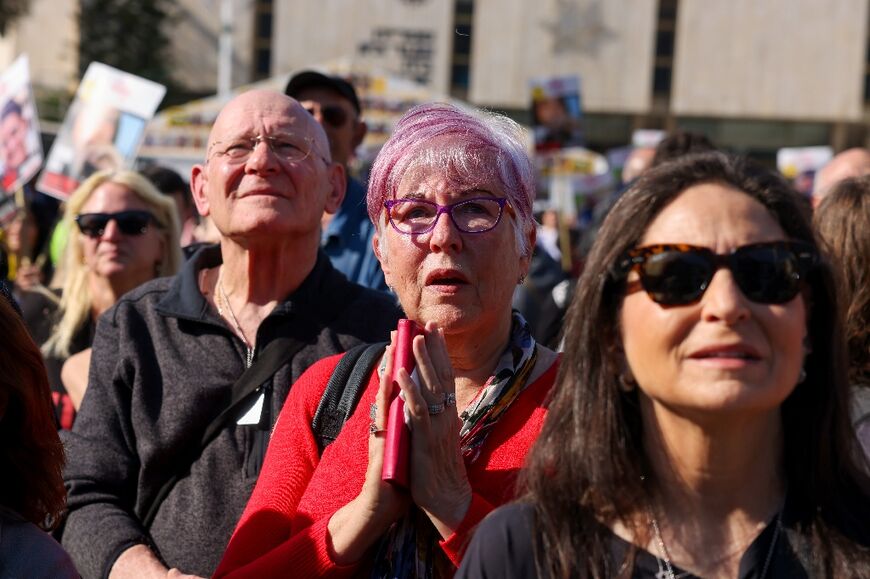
[75,210,159,238]
[304,104,350,128]
[615,241,818,306]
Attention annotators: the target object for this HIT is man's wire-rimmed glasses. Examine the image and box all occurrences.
[384,197,509,235]
[207,134,321,165]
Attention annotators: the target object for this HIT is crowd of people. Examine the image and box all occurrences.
[0,69,868,578]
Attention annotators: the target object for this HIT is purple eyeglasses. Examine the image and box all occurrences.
[384,197,509,235]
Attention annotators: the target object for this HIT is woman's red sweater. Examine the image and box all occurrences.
[214,352,559,578]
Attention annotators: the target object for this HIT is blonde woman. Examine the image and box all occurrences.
[24,169,181,428]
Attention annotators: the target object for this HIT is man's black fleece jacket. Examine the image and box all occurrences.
[61,245,402,578]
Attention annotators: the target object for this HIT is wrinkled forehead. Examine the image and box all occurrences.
[391,138,506,199]
[209,94,330,156]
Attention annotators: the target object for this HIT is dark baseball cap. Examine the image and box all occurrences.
[284,71,361,114]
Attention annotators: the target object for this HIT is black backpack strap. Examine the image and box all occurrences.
[142,334,308,528]
[312,341,388,453]
[142,268,365,528]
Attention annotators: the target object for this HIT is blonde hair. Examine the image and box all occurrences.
[43,169,182,358]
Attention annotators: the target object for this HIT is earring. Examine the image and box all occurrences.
[618,371,637,392]
[517,274,526,285]
[798,367,807,384]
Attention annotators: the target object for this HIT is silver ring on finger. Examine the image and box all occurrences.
[369,403,377,420]
[428,402,445,415]
[443,392,456,406]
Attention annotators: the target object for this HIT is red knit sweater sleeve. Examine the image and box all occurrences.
[439,491,496,566]
[437,359,560,566]
[214,353,358,578]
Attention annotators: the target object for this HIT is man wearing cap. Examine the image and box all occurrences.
[285,71,388,292]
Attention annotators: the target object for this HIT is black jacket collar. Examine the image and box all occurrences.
[156,244,358,325]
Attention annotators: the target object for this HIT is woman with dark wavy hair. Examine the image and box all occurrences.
[814,176,870,455]
[458,152,870,578]
[0,283,77,577]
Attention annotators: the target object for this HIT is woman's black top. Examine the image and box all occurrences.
[456,502,819,579]
[19,289,94,429]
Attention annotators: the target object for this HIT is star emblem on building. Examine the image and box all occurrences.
[541,0,618,56]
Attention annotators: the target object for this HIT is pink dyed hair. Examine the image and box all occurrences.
[367,102,535,254]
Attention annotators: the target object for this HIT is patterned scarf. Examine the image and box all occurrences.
[370,311,538,578]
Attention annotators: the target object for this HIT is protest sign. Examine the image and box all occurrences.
[0,55,43,210]
[38,62,165,200]
[530,75,584,151]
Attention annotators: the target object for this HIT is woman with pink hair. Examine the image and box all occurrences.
[215,103,560,578]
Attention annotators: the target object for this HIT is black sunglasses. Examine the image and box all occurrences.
[304,104,350,128]
[615,241,818,306]
[75,210,159,238]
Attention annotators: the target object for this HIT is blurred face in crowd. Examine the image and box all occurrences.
[295,86,366,168]
[813,148,870,206]
[78,182,166,287]
[622,147,656,184]
[619,184,807,423]
[190,90,344,243]
[5,210,38,255]
[0,110,29,170]
[534,97,569,129]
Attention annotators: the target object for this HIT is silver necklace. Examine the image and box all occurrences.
[648,509,782,579]
[217,272,254,368]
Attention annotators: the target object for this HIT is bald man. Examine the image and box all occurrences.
[61,90,402,578]
[813,147,870,207]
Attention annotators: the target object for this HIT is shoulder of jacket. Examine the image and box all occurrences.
[105,277,173,325]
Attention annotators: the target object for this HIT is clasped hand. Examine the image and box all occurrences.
[366,322,472,535]
[328,322,472,564]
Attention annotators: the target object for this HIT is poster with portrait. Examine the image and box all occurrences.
[0,55,43,206]
[529,75,584,152]
[38,62,166,200]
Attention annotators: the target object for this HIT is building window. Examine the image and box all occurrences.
[450,0,474,99]
[655,29,674,58]
[256,49,271,76]
[252,0,273,80]
[653,0,678,97]
[257,12,272,39]
[653,66,672,95]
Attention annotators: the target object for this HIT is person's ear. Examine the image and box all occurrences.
[323,162,346,215]
[372,229,392,282]
[352,119,368,150]
[190,164,210,217]
[372,229,384,263]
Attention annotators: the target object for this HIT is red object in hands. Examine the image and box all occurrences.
[382,319,422,487]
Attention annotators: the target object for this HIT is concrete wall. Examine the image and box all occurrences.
[672,0,869,121]
[0,0,78,92]
[271,0,453,94]
[469,0,658,112]
[168,0,255,94]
